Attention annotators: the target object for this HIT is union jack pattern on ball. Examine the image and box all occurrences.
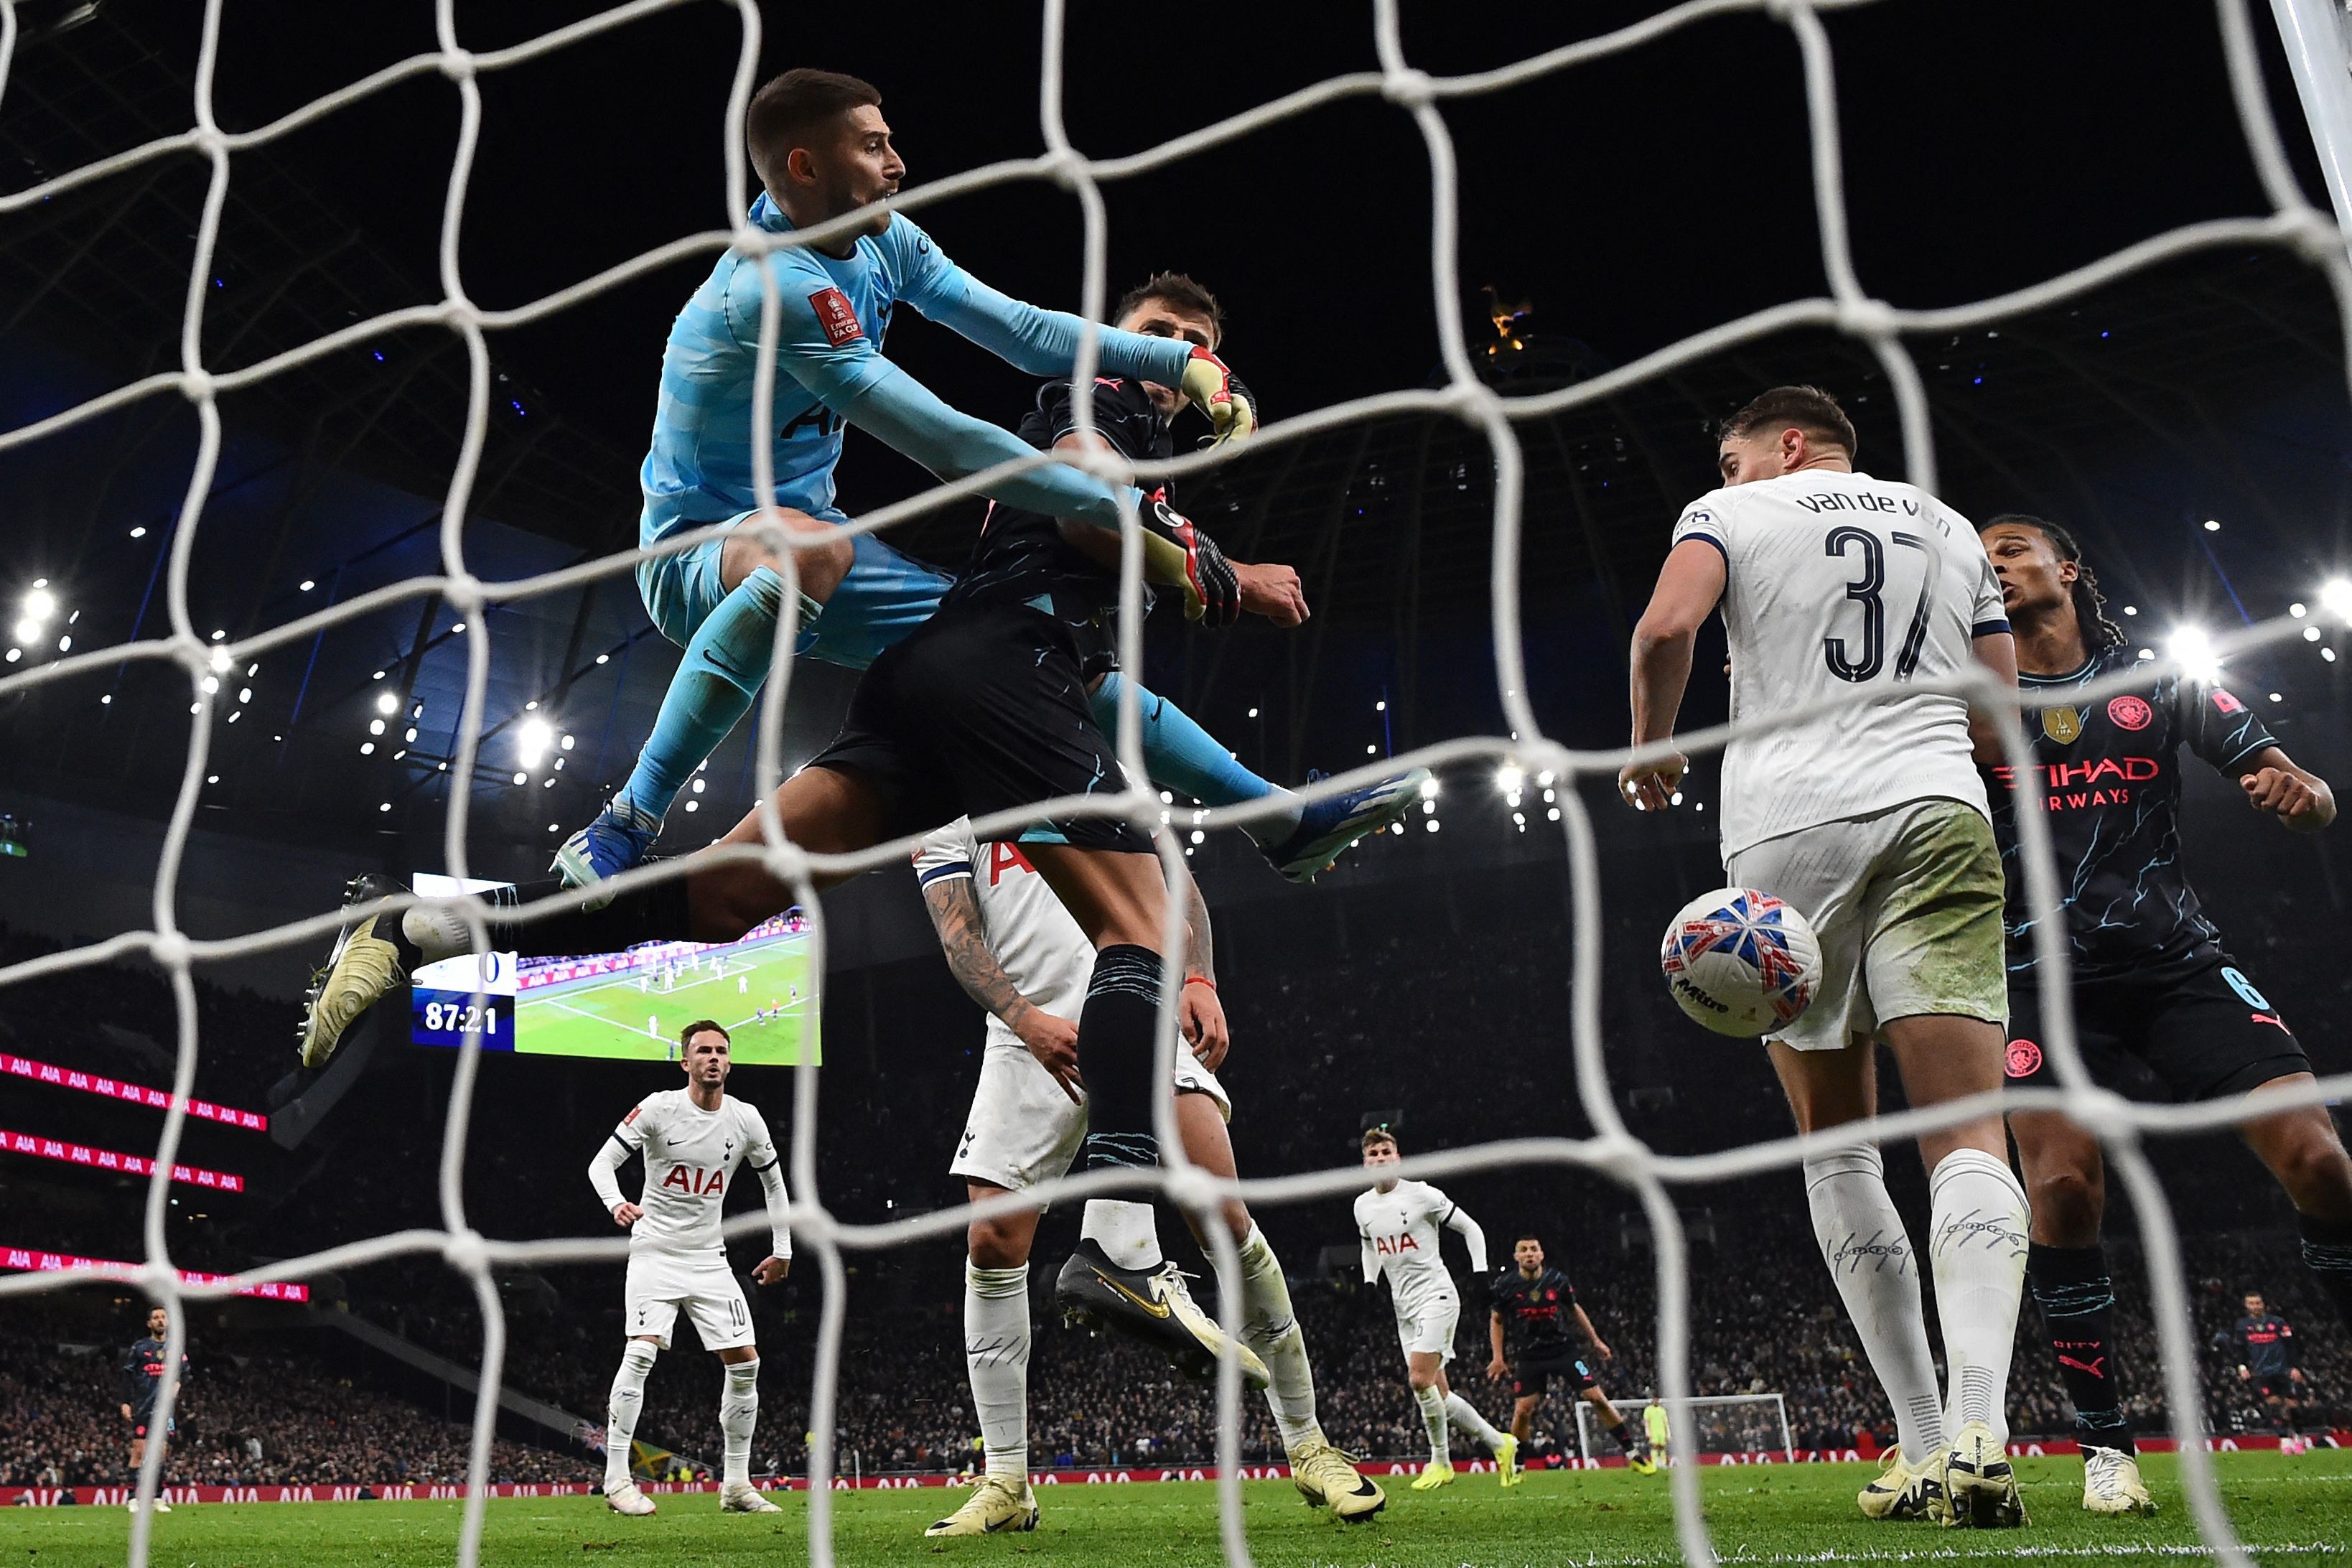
[1661,890,1814,1025]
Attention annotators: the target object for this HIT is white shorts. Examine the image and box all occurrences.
[1726,797,2007,1053]
[949,1019,1231,1198]
[624,1251,754,1351]
[1394,1291,1461,1361]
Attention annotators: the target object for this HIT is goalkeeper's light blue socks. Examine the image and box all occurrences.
[1091,673,1300,841]
[615,566,815,825]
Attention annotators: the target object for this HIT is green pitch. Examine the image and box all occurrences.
[516,934,818,1065]
[11,1451,2350,1567]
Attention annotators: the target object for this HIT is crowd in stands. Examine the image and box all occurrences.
[0,1307,578,1490]
[3,847,2348,1485]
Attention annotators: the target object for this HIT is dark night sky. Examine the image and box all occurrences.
[170,0,2315,518]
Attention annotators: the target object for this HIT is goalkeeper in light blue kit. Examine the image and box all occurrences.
[558,67,1416,892]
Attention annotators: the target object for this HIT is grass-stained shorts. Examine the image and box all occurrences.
[1727,797,2006,1053]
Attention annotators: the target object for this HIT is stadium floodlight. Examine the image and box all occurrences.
[560,734,575,751]
[368,719,386,736]
[2320,577,2352,622]
[2305,626,2324,643]
[2166,625,2221,683]
[517,716,555,769]
[4,649,19,664]
[595,652,610,664]
[9,619,36,645]
[130,526,147,538]
[683,799,699,813]
[1418,775,1440,801]
[2203,518,2221,531]
[56,636,70,653]
[374,691,398,715]
[691,778,705,794]
[2291,602,2309,618]
[298,578,314,592]
[1497,762,1525,795]
[22,587,55,622]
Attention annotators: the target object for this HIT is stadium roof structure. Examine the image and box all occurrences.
[2,2,2347,850]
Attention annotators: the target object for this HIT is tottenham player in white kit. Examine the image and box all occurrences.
[1620,386,2028,1529]
[1353,1126,1516,1490]
[587,1022,793,1517]
[913,818,1383,1533]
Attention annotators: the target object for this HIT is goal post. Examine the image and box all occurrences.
[1576,1394,1792,1463]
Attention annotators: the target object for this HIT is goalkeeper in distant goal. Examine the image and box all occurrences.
[586,1021,792,1518]
[1619,385,2028,1529]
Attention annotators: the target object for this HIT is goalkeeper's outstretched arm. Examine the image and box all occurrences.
[901,244,1253,447]
[1042,431,1306,627]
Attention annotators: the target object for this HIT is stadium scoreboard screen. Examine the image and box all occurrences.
[408,874,819,1065]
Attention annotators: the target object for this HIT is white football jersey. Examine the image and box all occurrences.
[913,819,1096,1021]
[605,1089,780,1259]
[1355,1179,1461,1311]
[1671,469,2009,858]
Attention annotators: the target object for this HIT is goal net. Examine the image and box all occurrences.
[3,1,2351,1567]
[1577,1394,1791,1465]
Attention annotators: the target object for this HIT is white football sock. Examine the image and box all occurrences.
[1233,1224,1320,1451]
[1414,1383,1450,1463]
[1445,1392,1506,1453]
[1804,1144,1947,1466]
[964,1259,1031,1479]
[400,902,471,963]
[1928,1146,2030,1442]
[604,1339,657,1491]
[1081,1199,1162,1271]
[719,1359,759,1487]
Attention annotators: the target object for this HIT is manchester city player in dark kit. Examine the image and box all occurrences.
[2219,1290,2307,1428]
[1979,514,2352,1515]
[120,1306,187,1508]
[1485,1235,1655,1474]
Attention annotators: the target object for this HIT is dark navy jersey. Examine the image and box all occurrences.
[2225,1313,2295,1379]
[941,376,1173,675]
[121,1335,187,1414]
[1488,1266,1579,1355]
[1983,645,2275,979]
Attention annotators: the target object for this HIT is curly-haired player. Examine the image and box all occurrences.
[1979,513,2352,1516]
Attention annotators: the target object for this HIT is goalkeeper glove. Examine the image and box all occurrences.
[1180,346,1256,447]
[1139,497,1240,626]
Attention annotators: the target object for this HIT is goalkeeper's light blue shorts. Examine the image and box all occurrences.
[635,510,955,674]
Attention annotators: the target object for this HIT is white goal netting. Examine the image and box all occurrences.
[3,1,2351,1566]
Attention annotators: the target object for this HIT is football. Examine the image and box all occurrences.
[1659,888,1822,1037]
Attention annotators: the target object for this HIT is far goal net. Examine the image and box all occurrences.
[1577,1394,1791,1464]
